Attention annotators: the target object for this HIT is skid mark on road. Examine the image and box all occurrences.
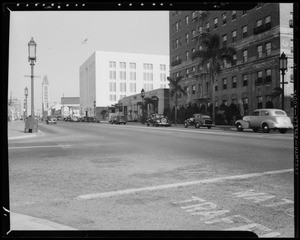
[76,169,293,200]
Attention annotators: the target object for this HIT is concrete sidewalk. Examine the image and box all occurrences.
[9,212,76,230]
[8,120,44,140]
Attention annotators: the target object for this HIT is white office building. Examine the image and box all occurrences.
[79,51,169,117]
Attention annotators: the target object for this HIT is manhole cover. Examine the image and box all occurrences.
[89,157,121,164]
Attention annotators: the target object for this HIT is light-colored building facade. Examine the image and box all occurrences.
[42,75,49,118]
[79,51,169,117]
[169,3,294,117]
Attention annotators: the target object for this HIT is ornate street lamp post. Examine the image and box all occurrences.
[27,37,37,132]
[24,87,28,121]
[279,52,288,110]
[141,89,145,123]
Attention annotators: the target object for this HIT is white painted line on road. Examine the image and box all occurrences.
[77,168,293,200]
[9,145,71,149]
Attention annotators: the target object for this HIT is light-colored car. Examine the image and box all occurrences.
[46,117,57,124]
[235,109,293,133]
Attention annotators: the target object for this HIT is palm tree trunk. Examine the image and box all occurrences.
[175,95,178,126]
[212,86,215,125]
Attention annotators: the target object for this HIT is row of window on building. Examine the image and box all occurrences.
[108,82,168,93]
[109,71,167,82]
[109,61,167,71]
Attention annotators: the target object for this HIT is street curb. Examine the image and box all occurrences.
[8,130,44,140]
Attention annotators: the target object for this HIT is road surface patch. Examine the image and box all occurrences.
[76,169,293,200]
[9,145,71,149]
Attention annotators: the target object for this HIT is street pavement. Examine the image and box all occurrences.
[6,120,294,234]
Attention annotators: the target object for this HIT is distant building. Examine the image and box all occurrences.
[42,75,50,117]
[169,3,294,117]
[61,97,80,118]
[118,88,170,121]
[79,51,169,117]
[8,98,22,121]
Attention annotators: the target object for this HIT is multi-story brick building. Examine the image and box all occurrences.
[169,3,294,118]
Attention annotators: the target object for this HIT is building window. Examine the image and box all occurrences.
[185,15,189,25]
[265,15,271,24]
[223,78,227,90]
[119,62,126,68]
[192,48,196,54]
[257,96,263,109]
[185,33,189,43]
[160,64,166,71]
[109,71,116,80]
[265,69,272,84]
[120,82,126,92]
[222,13,227,25]
[192,85,196,94]
[109,61,116,68]
[242,25,248,38]
[175,22,179,32]
[232,76,237,88]
[215,79,218,91]
[266,42,271,56]
[160,73,166,81]
[222,34,227,47]
[109,82,116,92]
[185,51,189,61]
[192,30,195,38]
[130,62,136,69]
[257,45,263,58]
[256,19,263,27]
[214,18,218,29]
[256,71,263,85]
[232,10,236,21]
[206,22,210,32]
[243,74,248,86]
[232,30,237,43]
[232,54,237,66]
[242,10,247,16]
[109,95,116,101]
[192,66,196,74]
[130,83,136,92]
[242,50,248,63]
[120,71,126,80]
[291,39,293,53]
[130,72,136,80]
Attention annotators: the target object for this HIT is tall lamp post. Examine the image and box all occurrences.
[27,37,37,132]
[24,87,28,121]
[279,52,288,110]
[141,89,145,123]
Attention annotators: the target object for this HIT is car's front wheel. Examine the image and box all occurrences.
[279,128,287,134]
[236,123,243,132]
[195,123,200,128]
[262,123,270,133]
[184,122,188,128]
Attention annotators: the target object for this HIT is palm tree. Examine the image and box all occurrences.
[191,33,236,124]
[167,76,187,125]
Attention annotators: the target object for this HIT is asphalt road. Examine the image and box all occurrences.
[8,121,294,237]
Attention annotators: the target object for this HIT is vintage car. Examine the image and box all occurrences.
[146,114,171,127]
[184,113,213,129]
[110,115,127,125]
[46,116,57,124]
[235,109,293,133]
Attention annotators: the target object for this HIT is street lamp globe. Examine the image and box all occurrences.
[28,37,37,62]
[279,52,287,71]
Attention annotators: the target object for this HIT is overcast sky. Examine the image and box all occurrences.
[8,11,169,111]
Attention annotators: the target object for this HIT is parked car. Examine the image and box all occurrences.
[146,114,171,127]
[81,116,95,123]
[110,115,127,125]
[235,109,293,133]
[46,116,57,124]
[184,113,213,129]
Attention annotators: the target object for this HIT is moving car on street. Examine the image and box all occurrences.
[46,116,57,124]
[235,109,293,133]
[184,113,213,129]
[146,114,171,127]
